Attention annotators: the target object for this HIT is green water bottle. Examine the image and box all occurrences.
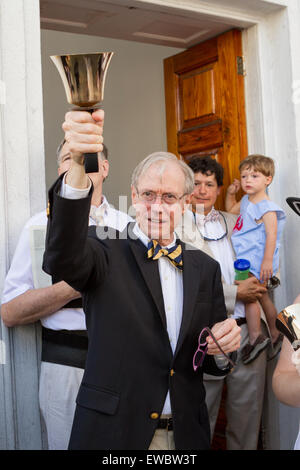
[234,259,250,280]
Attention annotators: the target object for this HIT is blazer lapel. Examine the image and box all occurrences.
[174,241,202,357]
[129,237,167,329]
[198,238,214,259]
[220,211,236,259]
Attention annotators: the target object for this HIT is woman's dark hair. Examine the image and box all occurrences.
[188,155,224,187]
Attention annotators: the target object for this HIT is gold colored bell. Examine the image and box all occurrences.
[276,304,300,350]
[50,52,113,172]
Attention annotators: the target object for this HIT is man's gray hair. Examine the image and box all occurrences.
[131,151,195,195]
[56,139,108,166]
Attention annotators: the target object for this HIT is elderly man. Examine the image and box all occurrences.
[176,155,268,450]
[42,109,241,450]
[1,142,132,449]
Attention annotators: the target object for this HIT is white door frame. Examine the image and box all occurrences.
[243,5,300,450]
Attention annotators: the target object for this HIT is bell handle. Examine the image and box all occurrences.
[84,153,99,173]
[83,107,100,173]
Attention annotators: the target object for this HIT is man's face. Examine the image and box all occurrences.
[131,161,187,245]
[190,172,221,215]
[58,142,109,184]
[57,142,72,175]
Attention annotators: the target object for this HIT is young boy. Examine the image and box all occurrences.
[226,154,286,364]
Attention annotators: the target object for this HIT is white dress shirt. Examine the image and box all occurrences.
[60,178,184,414]
[194,210,245,319]
[132,224,183,414]
[1,179,132,331]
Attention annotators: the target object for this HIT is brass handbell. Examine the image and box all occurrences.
[276,304,300,350]
[51,52,113,173]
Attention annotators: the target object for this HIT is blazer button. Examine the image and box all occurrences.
[170,369,175,377]
[150,412,159,420]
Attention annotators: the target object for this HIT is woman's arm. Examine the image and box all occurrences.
[272,337,300,407]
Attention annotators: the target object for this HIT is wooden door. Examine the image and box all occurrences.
[164,29,247,210]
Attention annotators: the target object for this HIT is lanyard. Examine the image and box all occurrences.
[193,211,228,242]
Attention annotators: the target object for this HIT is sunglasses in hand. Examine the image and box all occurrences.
[193,326,236,372]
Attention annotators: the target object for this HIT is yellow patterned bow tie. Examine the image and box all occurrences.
[147,239,183,271]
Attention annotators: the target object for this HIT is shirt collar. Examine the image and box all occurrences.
[133,223,177,249]
[192,208,226,240]
[90,195,109,219]
[194,206,220,224]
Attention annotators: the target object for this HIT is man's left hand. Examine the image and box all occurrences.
[206,318,241,355]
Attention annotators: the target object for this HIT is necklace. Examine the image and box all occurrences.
[193,211,228,242]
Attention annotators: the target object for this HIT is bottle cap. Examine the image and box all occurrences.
[234,258,250,271]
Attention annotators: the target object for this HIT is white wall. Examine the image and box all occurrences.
[0,0,45,450]
[243,3,300,449]
[41,29,182,207]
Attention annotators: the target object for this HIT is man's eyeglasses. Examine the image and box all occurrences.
[136,190,186,205]
[193,327,236,372]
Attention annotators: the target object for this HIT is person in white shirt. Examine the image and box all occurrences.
[176,155,269,450]
[0,141,132,450]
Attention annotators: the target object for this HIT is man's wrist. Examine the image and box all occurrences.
[65,159,90,189]
[54,281,81,300]
[60,172,92,199]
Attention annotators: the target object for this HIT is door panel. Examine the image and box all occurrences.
[164,29,247,210]
[179,65,216,129]
[178,120,223,154]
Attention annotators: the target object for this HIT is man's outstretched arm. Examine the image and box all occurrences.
[43,109,107,292]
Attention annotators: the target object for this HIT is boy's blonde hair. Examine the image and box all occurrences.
[239,154,275,178]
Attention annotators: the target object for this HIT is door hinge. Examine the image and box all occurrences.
[237,56,245,76]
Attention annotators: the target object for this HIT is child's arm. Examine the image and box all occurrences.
[260,211,277,282]
[225,179,241,214]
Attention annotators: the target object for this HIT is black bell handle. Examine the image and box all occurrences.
[83,107,100,173]
[84,153,99,173]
